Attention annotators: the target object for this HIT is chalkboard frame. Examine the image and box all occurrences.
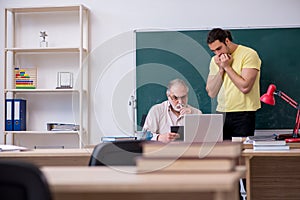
[136,28,300,130]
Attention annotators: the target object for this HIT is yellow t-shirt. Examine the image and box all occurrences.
[209,45,262,112]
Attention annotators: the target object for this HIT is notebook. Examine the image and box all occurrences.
[183,114,223,142]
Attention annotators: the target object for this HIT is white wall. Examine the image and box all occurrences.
[1,0,300,145]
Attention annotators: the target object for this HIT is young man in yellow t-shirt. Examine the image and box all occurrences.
[206,28,261,140]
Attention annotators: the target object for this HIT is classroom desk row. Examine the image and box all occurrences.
[0,148,93,166]
[0,147,244,200]
[42,166,244,200]
[1,144,300,200]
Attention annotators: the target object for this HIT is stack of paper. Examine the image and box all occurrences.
[253,140,289,151]
[101,136,136,142]
[47,123,79,131]
[244,134,277,144]
[0,144,28,152]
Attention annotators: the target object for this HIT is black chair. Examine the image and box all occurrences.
[0,160,52,200]
[89,140,144,166]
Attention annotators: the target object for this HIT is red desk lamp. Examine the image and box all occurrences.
[260,84,300,142]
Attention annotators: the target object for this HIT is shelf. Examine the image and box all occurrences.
[4,131,79,135]
[4,4,89,148]
[5,47,87,53]
[5,89,81,93]
[6,5,88,13]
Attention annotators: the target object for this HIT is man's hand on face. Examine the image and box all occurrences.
[179,106,192,115]
[219,53,233,69]
[214,55,224,73]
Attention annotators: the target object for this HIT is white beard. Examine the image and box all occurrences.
[169,101,184,112]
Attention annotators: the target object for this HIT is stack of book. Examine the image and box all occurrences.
[136,142,242,173]
[253,140,290,151]
[47,123,79,131]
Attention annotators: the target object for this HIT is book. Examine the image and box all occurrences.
[142,141,242,158]
[253,140,289,151]
[101,136,136,142]
[136,157,236,173]
[253,145,290,151]
[253,140,286,146]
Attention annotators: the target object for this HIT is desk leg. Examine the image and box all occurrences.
[245,156,252,200]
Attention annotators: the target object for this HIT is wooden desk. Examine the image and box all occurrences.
[0,149,92,166]
[42,166,245,200]
[243,149,300,200]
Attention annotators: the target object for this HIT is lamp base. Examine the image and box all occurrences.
[285,138,300,143]
[276,134,300,143]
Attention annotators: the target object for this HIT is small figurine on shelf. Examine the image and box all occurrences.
[40,31,48,47]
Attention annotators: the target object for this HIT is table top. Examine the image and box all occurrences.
[2,144,300,158]
[42,166,245,193]
[243,148,300,156]
[0,148,93,157]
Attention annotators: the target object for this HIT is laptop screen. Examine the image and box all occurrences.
[183,114,223,143]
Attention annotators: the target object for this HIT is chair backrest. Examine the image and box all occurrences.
[0,160,52,200]
[89,140,144,166]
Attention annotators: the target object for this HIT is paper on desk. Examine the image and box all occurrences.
[0,144,28,151]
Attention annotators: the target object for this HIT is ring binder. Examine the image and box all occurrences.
[13,99,27,131]
[5,99,14,131]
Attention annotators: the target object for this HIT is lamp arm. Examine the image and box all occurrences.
[276,91,299,110]
[276,90,300,136]
[293,110,300,136]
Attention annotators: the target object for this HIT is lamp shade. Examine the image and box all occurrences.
[260,84,276,105]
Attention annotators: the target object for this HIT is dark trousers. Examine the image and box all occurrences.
[217,111,256,140]
[217,111,255,199]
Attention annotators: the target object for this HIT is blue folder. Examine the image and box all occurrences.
[5,99,14,131]
[13,99,27,131]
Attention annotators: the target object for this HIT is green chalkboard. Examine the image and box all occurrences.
[136,28,300,130]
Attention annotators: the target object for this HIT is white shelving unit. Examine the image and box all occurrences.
[3,5,89,148]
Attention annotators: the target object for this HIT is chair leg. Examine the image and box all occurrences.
[239,178,247,200]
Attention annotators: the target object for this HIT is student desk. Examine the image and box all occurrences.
[42,166,245,200]
[243,149,300,200]
[0,148,92,166]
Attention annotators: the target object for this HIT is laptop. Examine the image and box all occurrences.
[183,114,223,142]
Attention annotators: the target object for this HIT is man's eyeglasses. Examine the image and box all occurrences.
[169,94,187,102]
